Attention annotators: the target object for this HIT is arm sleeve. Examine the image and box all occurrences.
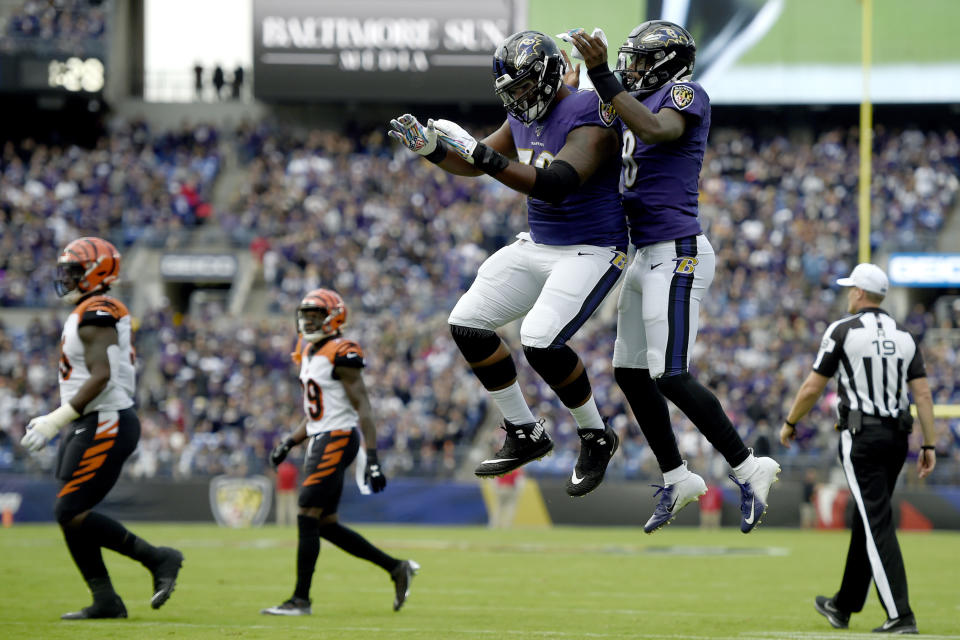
[530,160,580,204]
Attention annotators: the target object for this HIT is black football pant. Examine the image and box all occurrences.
[834,426,911,620]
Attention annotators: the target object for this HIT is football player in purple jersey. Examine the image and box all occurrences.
[389,30,626,497]
[571,23,780,533]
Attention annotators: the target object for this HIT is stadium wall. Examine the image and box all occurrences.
[3,475,960,531]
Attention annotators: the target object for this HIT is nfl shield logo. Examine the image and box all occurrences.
[209,475,273,528]
[671,84,695,110]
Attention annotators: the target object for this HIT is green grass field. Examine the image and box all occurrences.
[2,524,959,639]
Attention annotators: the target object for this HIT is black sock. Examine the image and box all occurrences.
[61,524,114,599]
[294,515,321,600]
[82,512,161,568]
[657,372,749,467]
[614,367,682,472]
[319,522,400,572]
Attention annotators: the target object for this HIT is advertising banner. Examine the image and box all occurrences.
[253,0,519,102]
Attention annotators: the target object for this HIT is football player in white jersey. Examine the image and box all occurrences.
[262,289,419,616]
[20,237,183,619]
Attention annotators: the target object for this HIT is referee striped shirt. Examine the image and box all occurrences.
[812,308,926,418]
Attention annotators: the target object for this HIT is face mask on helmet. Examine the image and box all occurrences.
[298,307,331,342]
[615,21,695,93]
[493,32,565,125]
[55,262,86,301]
[55,237,121,305]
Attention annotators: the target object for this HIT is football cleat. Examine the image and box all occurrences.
[643,469,707,533]
[814,595,850,629]
[61,595,127,620]
[873,614,918,634]
[475,419,553,477]
[391,559,420,611]
[150,547,184,609]
[566,425,619,497]
[261,597,312,616]
[729,455,780,533]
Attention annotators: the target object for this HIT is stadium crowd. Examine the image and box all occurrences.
[1,0,107,54]
[1,121,958,483]
[0,119,220,307]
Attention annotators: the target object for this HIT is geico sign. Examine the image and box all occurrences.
[159,254,238,280]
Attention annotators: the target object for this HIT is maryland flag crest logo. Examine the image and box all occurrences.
[670,84,695,110]
[598,99,617,126]
[209,475,273,528]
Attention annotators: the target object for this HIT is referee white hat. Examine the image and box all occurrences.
[837,263,889,295]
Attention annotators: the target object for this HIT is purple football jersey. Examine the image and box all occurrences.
[621,81,710,247]
[508,89,627,248]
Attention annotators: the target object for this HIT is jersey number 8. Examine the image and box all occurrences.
[621,130,638,188]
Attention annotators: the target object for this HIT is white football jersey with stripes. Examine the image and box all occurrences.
[59,295,135,413]
[297,337,365,436]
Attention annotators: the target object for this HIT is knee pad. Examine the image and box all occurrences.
[523,345,592,407]
[449,324,501,363]
[451,324,517,389]
[614,367,658,395]
[522,345,578,385]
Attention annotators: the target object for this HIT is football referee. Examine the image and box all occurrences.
[779,263,936,634]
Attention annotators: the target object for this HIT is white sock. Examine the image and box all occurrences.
[569,396,604,430]
[663,462,692,485]
[489,382,536,425]
[733,452,759,480]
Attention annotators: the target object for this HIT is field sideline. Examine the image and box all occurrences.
[1,524,958,639]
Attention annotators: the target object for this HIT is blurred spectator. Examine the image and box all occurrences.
[231,65,244,100]
[489,468,524,529]
[212,65,225,101]
[193,62,204,100]
[801,468,818,529]
[699,481,723,529]
[275,460,298,526]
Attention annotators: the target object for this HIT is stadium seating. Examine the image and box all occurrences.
[1,121,957,483]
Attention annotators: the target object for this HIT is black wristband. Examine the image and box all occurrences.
[784,420,796,428]
[921,445,935,451]
[424,139,447,164]
[472,142,510,175]
[587,63,626,104]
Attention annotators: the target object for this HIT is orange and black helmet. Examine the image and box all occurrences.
[297,288,348,342]
[55,237,121,302]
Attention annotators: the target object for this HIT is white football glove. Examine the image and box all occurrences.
[388,114,439,156]
[21,404,80,452]
[556,27,609,60]
[431,119,478,164]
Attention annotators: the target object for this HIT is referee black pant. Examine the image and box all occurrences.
[834,425,912,620]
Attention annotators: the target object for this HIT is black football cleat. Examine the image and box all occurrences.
[475,419,552,477]
[261,597,312,616]
[565,425,618,497]
[391,559,420,611]
[873,614,918,634]
[150,547,184,609]
[814,595,850,629]
[61,596,128,620]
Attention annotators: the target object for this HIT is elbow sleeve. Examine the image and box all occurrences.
[529,160,581,205]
